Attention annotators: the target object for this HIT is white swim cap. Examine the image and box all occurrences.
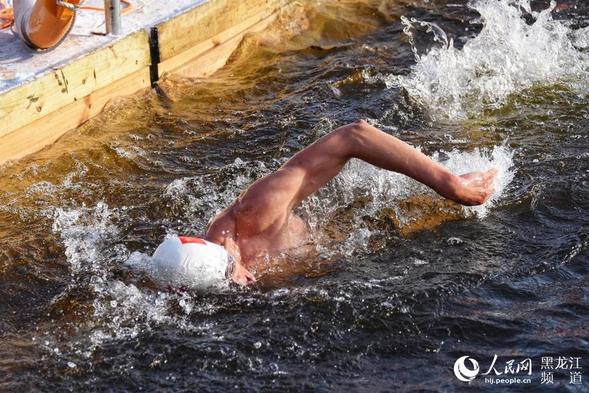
[152,236,232,289]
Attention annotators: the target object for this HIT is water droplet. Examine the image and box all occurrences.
[447,237,464,246]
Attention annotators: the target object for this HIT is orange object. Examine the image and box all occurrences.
[21,0,81,50]
[178,236,207,245]
[4,1,134,51]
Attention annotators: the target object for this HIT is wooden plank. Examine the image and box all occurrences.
[0,31,151,138]
[157,0,283,61]
[158,10,279,78]
[0,67,151,164]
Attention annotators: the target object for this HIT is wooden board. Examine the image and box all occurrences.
[0,31,151,139]
[156,0,284,62]
[0,67,151,163]
[159,11,279,78]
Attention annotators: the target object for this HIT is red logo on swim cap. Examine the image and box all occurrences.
[178,236,207,245]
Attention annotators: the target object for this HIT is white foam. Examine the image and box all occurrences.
[572,26,589,50]
[51,202,119,276]
[397,0,589,119]
[49,203,210,347]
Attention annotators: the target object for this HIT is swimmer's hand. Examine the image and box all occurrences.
[231,262,257,286]
[452,168,498,206]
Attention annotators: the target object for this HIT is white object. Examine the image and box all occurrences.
[152,235,231,289]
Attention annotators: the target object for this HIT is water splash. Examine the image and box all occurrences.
[398,0,589,119]
[46,159,274,348]
[51,202,120,277]
[572,26,589,51]
[400,15,450,60]
[46,158,275,348]
[50,203,203,348]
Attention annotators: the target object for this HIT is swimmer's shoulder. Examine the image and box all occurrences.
[205,207,237,244]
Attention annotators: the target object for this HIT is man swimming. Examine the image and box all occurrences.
[152,120,497,287]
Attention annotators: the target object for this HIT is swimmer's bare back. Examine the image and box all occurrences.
[205,120,498,285]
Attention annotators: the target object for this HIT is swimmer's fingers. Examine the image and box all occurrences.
[460,168,498,186]
[455,168,499,206]
[231,263,257,286]
[244,269,257,285]
[484,168,499,185]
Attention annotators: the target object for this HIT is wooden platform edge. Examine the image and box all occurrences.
[0,68,151,163]
[0,0,292,165]
[0,30,151,138]
[156,0,284,62]
[158,8,280,78]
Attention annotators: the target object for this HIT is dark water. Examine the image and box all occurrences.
[1,0,588,391]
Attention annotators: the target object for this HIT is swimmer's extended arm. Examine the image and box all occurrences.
[285,120,497,206]
[236,120,496,226]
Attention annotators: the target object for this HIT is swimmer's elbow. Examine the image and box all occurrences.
[337,119,371,152]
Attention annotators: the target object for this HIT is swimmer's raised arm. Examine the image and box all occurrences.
[236,120,496,221]
[201,119,497,286]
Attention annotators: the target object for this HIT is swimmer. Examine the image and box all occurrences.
[152,120,497,287]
